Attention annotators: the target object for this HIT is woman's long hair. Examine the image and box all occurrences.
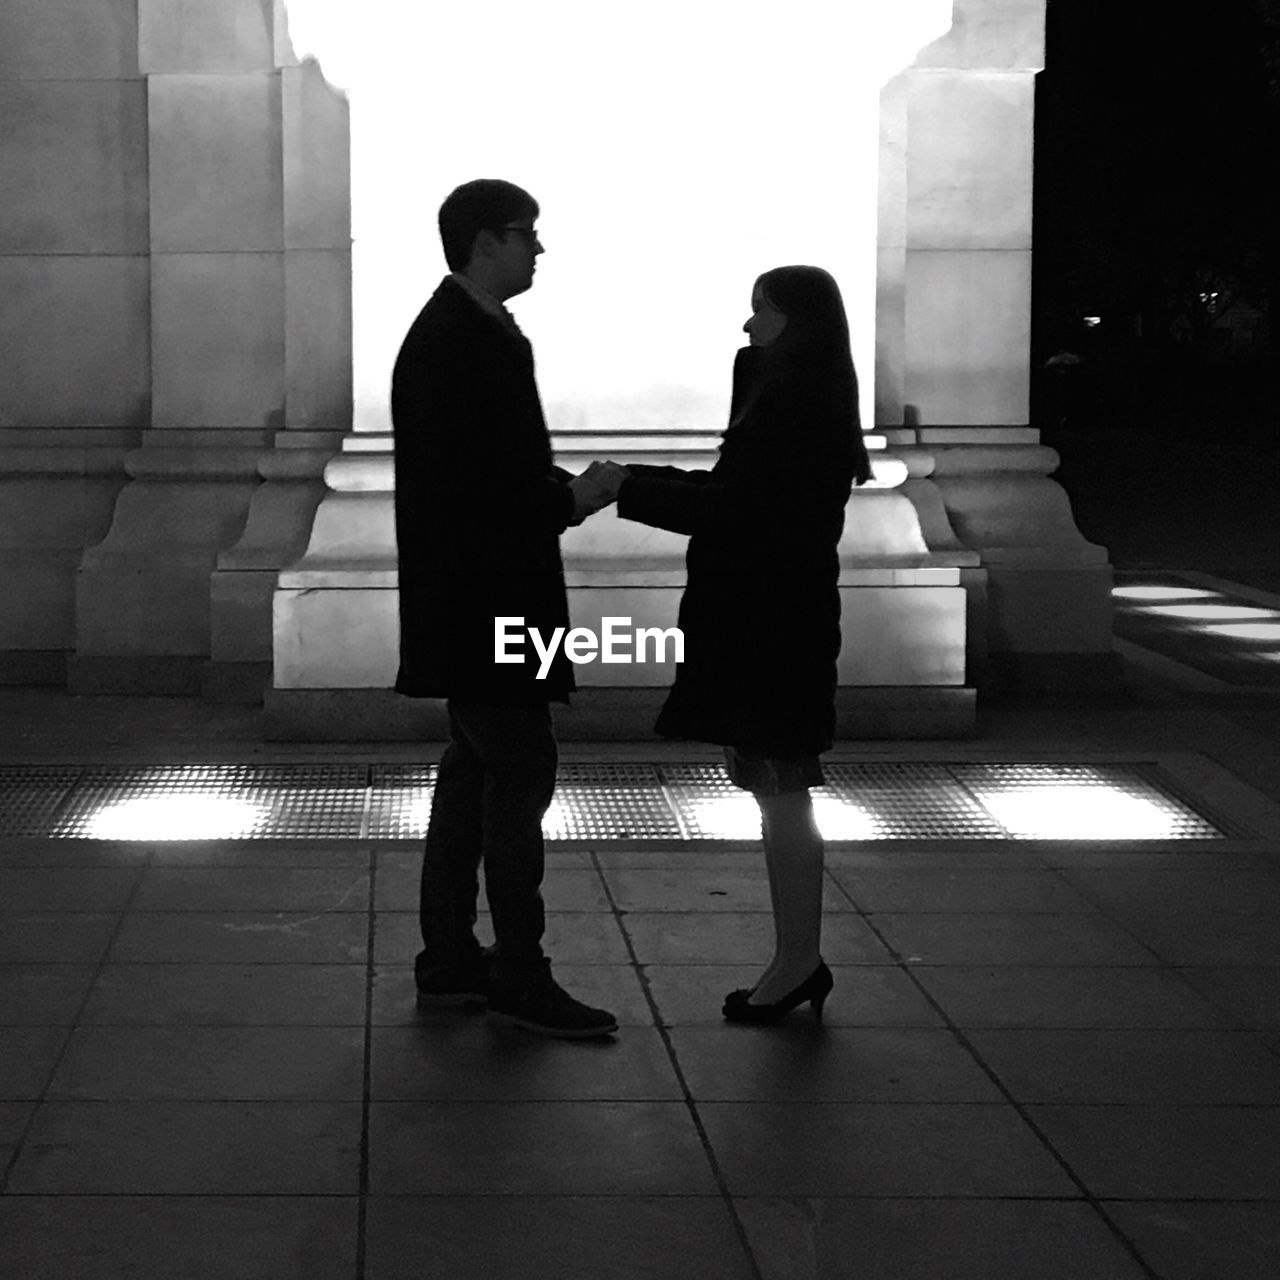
[747,265,872,485]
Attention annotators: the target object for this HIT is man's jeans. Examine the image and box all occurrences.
[418,699,557,981]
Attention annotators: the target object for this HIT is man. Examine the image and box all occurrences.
[391,179,618,1039]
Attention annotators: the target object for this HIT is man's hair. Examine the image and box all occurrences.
[438,179,539,271]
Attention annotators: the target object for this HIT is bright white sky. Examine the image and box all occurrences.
[283,2,953,432]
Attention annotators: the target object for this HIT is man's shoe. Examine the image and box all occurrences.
[415,954,489,1009]
[487,962,618,1040]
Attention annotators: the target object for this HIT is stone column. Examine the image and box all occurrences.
[206,35,352,702]
[54,0,351,698]
[68,0,285,693]
[0,0,148,685]
[882,0,1118,688]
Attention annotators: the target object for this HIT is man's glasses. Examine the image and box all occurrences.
[498,225,541,245]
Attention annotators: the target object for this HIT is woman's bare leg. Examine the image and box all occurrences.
[749,790,825,1005]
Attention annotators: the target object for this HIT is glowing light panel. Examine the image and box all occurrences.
[1199,622,1280,640]
[84,795,267,841]
[541,797,572,840]
[812,795,880,841]
[975,785,1189,840]
[1112,586,1219,601]
[15,764,1224,843]
[685,794,763,840]
[1143,604,1279,621]
[394,790,433,834]
[281,1,954,433]
[683,793,877,841]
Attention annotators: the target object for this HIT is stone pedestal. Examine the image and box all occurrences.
[921,428,1118,687]
[0,431,136,685]
[70,432,267,694]
[264,432,976,741]
[206,430,344,702]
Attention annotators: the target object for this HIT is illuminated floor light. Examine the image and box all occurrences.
[391,791,433,834]
[811,795,880,841]
[3,763,1227,843]
[84,794,268,841]
[683,793,878,841]
[686,795,764,841]
[976,785,1188,840]
[541,797,573,840]
[1199,622,1280,641]
[1142,604,1279,621]
[1112,586,1219,601]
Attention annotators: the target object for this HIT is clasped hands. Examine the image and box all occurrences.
[569,459,629,522]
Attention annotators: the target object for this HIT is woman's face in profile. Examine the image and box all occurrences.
[743,284,788,348]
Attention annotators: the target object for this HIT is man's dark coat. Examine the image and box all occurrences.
[391,276,576,702]
[617,347,857,757]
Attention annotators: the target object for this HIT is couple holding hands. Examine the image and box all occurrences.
[391,179,871,1040]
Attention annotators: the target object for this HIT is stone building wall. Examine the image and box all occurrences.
[0,0,351,694]
[0,0,1116,730]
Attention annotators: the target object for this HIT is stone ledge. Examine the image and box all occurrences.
[124,447,269,480]
[69,654,206,696]
[276,561,978,591]
[263,685,977,742]
[0,649,67,687]
[0,446,134,477]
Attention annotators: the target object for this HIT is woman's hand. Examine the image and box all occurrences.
[587,460,630,499]
[569,459,630,520]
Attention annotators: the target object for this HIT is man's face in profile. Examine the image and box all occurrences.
[491,219,543,299]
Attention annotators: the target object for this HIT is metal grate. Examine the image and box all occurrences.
[0,766,82,837]
[950,763,1227,840]
[822,763,1007,839]
[51,765,369,840]
[662,762,1011,841]
[545,784,684,841]
[557,764,663,785]
[659,764,732,787]
[0,760,1237,843]
[368,765,437,840]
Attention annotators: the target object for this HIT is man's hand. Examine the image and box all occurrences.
[569,459,630,522]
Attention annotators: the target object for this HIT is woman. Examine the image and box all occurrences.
[613,265,872,1024]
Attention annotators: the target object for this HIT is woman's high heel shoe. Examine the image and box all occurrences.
[722,961,833,1025]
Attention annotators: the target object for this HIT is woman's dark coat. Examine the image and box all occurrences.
[616,347,857,756]
[391,276,576,701]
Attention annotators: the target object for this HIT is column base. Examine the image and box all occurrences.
[202,660,273,705]
[68,655,205,696]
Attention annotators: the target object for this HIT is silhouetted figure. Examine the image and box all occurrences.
[595,265,872,1024]
[1044,345,1082,430]
[391,179,618,1039]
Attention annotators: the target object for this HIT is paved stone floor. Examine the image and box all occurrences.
[1,619,1279,1277]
